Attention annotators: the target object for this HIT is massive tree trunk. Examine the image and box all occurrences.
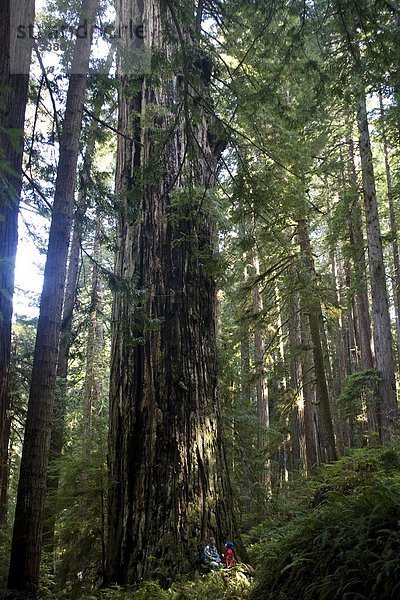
[107,0,237,585]
[240,243,251,412]
[297,218,337,463]
[357,91,398,442]
[8,0,98,593]
[0,0,35,527]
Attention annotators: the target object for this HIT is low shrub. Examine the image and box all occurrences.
[37,567,253,600]
[250,446,400,600]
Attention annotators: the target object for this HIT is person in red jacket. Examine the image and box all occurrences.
[223,541,235,568]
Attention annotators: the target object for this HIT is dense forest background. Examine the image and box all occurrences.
[1,0,400,598]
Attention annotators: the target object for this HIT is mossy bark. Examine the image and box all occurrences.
[107,0,238,585]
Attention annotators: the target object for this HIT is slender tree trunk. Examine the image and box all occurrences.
[288,282,306,473]
[276,284,290,482]
[347,290,358,371]
[357,91,398,442]
[8,1,98,593]
[0,0,35,527]
[251,252,271,496]
[346,134,375,372]
[328,247,347,455]
[329,248,343,387]
[300,308,319,471]
[42,210,82,551]
[337,148,354,373]
[379,92,400,363]
[42,57,112,550]
[239,253,254,514]
[336,251,352,378]
[319,305,343,454]
[240,255,251,410]
[83,217,104,455]
[107,0,239,584]
[297,219,337,463]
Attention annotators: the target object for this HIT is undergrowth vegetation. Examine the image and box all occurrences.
[30,446,400,599]
[38,568,253,600]
[249,445,400,600]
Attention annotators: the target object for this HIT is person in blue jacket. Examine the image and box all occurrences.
[203,537,223,569]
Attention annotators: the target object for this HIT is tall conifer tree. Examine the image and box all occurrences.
[107,0,238,583]
[8,0,99,592]
[0,0,35,526]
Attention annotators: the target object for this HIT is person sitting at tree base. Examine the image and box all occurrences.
[203,536,223,569]
[223,541,235,568]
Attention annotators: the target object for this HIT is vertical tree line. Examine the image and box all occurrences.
[0,0,35,528]
[7,0,99,591]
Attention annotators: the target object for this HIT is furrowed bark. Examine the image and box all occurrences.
[107,0,239,584]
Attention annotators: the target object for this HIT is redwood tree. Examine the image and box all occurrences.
[357,91,398,442]
[297,218,337,463]
[8,0,99,593]
[0,0,35,526]
[107,0,237,584]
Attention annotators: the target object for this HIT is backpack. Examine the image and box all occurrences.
[200,548,207,564]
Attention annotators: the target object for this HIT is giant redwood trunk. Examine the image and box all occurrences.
[8,0,99,593]
[0,0,35,526]
[107,0,236,584]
